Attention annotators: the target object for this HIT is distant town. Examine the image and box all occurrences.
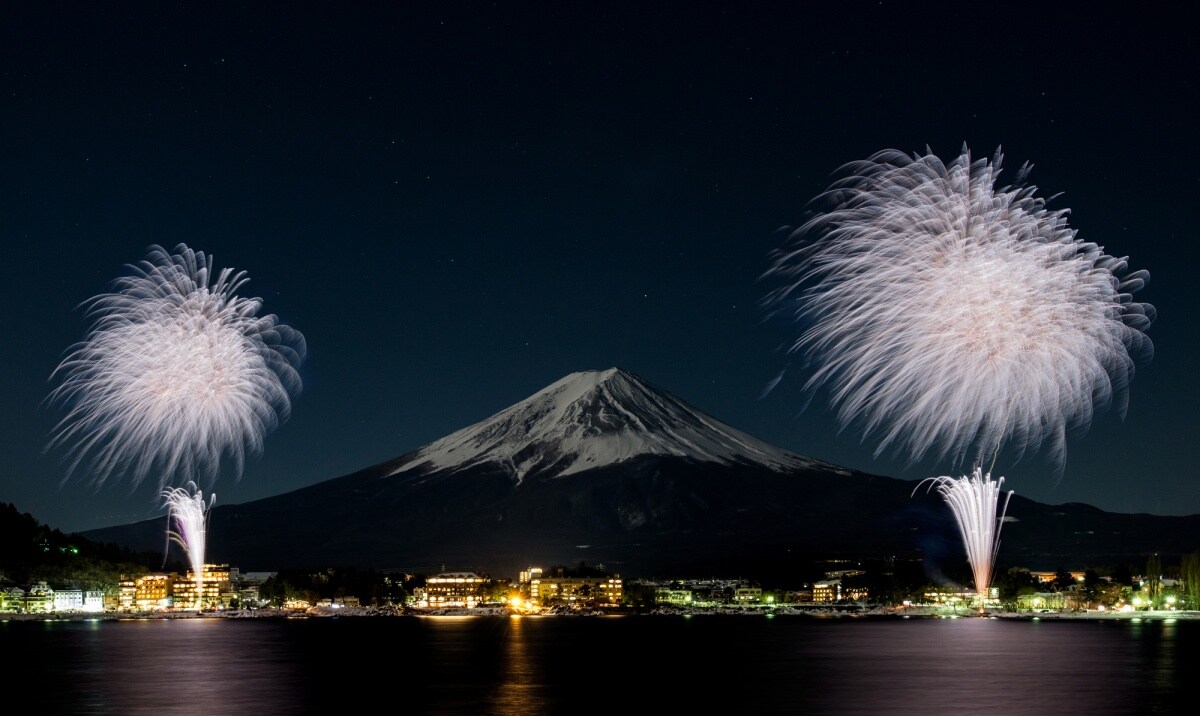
[4,501,1197,619]
[4,555,1197,618]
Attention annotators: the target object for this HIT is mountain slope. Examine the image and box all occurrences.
[79,368,1200,580]
[389,368,842,482]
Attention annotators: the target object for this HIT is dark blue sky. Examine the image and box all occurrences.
[3,3,1196,533]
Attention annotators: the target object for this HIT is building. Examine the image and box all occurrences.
[51,586,105,613]
[813,580,841,604]
[133,573,177,611]
[655,589,694,606]
[731,584,763,604]
[781,589,814,604]
[118,577,137,611]
[25,582,54,613]
[1,586,25,612]
[1029,571,1085,584]
[532,574,623,608]
[1018,592,1067,611]
[173,564,233,609]
[424,572,489,608]
[236,571,276,608]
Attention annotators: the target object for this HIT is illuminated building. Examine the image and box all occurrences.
[1,586,24,612]
[1029,571,1085,584]
[812,581,841,603]
[655,589,693,606]
[172,564,233,609]
[134,573,176,610]
[25,582,54,613]
[1018,592,1067,611]
[118,577,137,611]
[731,584,763,604]
[843,585,870,602]
[425,572,489,608]
[532,575,623,608]
[51,586,105,613]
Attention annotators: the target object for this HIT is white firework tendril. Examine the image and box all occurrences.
[763,145,1155,471]
[915,469,1013,598]
[47,243,306,491]
[163,481,215,609]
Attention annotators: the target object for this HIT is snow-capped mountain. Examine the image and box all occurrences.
[390,368,843,482]
[80,368,1200,579]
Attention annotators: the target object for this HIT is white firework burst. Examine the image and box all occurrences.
[765,146,1155,602]
[47,243,306,491]
[764,145,1154,471]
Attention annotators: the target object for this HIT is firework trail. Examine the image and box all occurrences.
[47,244,306,492]
[915,469,1013,599]
[163,482,214,609]
[764,145,1154,598]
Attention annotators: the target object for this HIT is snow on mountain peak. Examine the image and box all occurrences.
[389,368,836,483]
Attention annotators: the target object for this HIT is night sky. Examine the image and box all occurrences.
[3,3,1196,533]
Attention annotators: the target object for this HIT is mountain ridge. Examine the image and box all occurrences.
[386,367,847,483]
[78,368,1200,579]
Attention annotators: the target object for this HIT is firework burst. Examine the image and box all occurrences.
[764,145,1155,600]
[764,145,1154,471]
[915,469,1013,599]
[47,243,306,491]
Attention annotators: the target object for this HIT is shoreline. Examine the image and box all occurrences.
[5,605,1199,622]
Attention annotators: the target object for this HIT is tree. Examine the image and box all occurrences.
[994,567,1037,608]
[1145,553,1163,608]
[1052,569,1076,592]
[1082,569,1102,604]
[1181,551,1200,609]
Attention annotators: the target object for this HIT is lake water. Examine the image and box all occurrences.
[6,614,1193,715]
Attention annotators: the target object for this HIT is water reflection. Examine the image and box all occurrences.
[14,618,309,714]
[488,615,544,713]
[5,615,1193,715]
[800,617,1186,715]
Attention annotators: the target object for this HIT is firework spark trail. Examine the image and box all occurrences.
[764,146,1155,599]
[915,469,1013,599]
[47,244,306,491]
[163,482,215,610]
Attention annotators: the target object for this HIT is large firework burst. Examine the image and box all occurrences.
[764,145,1154,471]
[47,243,306,491]
[764,145,1155,601]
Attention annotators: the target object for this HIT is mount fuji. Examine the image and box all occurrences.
[388,367,843,483]
[81,368,1200,581]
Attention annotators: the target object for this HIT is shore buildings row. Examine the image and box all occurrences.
[1,560,1183,615]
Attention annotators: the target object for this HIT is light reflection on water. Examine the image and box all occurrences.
[6,615,1193,715]
[488,615,543,714]
[798,617,1182,715]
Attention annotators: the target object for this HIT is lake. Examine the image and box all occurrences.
[5,613,1192,714]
